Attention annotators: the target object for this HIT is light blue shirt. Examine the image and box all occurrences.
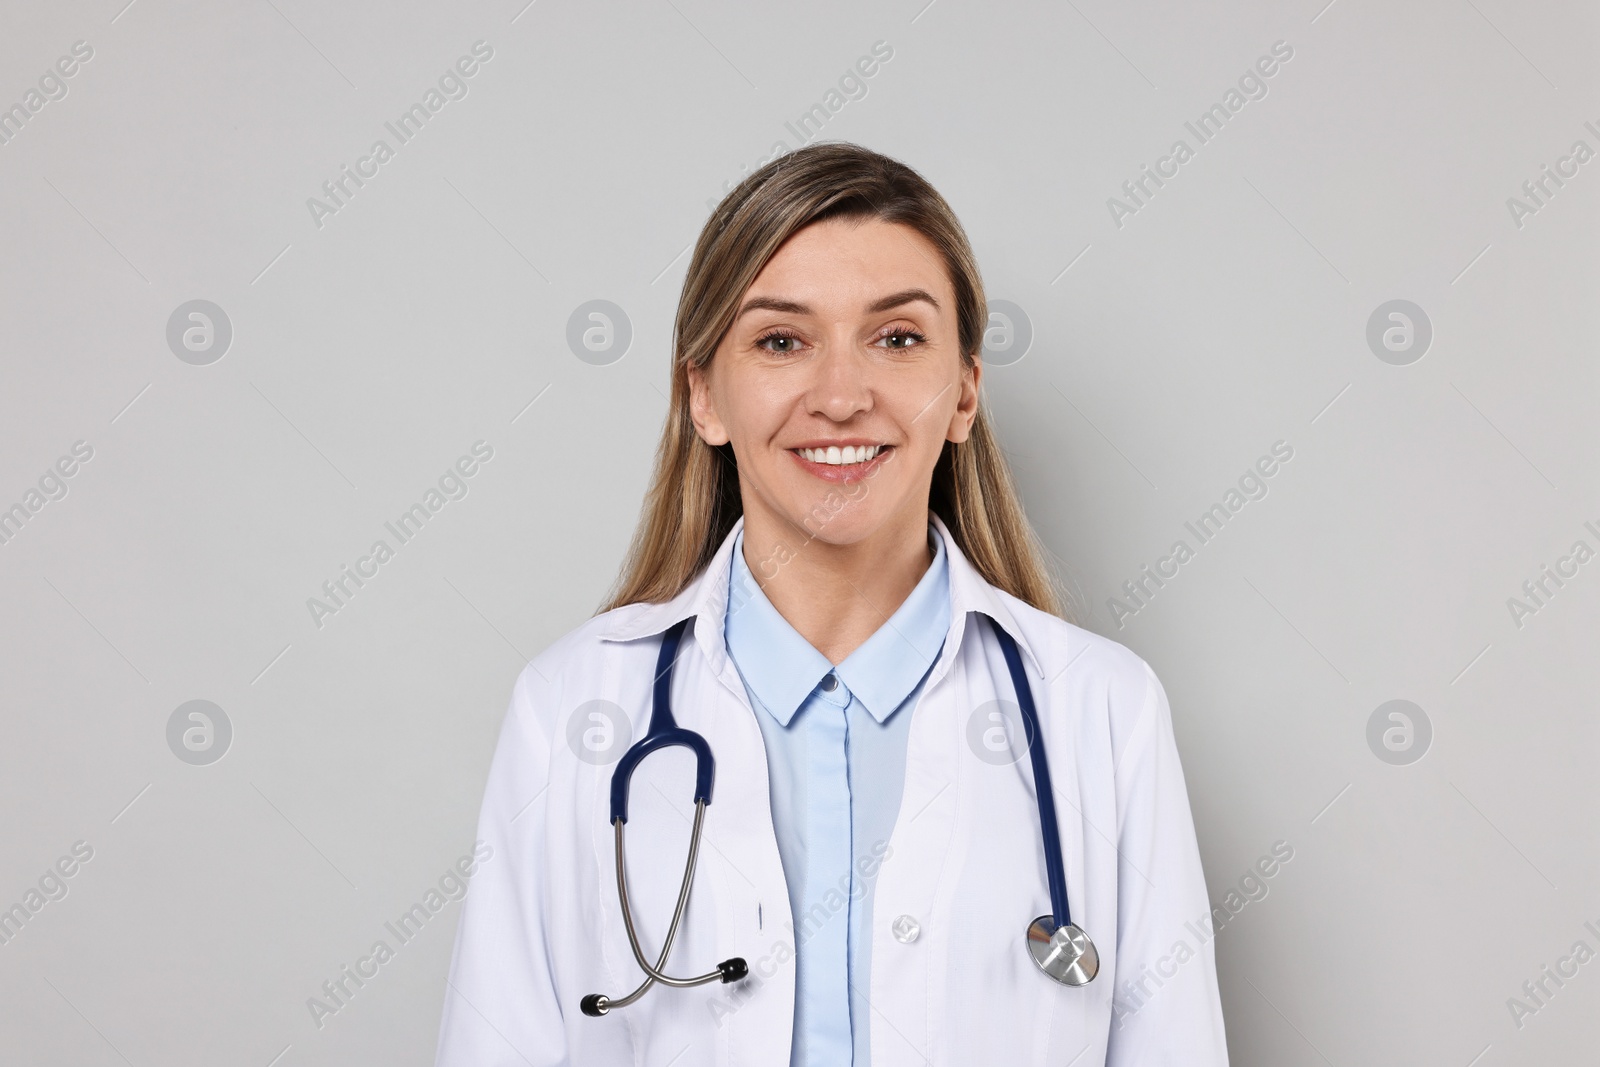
[724,522,949,1067]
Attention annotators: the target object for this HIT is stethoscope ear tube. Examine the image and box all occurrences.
[581,801,748,1014]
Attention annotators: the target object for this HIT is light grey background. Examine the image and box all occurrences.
[1,0,1596,1064]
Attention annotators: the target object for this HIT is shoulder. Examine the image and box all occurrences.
[502,601,663,733]
[992,585,1155,692]
[988,588,1166,764]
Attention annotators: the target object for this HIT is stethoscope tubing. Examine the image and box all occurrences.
[585,612,1089,1015]
[989,617,1074,932]
[582,619,747,1017]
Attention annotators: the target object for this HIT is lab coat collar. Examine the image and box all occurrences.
[593,510,1047,684]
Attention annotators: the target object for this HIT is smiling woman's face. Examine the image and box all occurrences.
[688,215,981,552]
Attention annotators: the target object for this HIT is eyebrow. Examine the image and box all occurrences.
[734,287,941,321]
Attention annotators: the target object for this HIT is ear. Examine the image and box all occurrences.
[686,359,731,447]
[945,354,982,444]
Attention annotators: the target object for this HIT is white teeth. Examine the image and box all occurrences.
[798,445,883,465]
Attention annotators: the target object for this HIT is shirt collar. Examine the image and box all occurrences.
[594,510,1047,686]
[724,523,949,726]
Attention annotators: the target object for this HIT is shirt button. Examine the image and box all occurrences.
[891,915,920,944]
[820,673,839,692]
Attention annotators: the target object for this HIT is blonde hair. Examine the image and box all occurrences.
[600,142,1068,620]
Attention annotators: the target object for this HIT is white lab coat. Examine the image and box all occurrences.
[436,513,1229,1066]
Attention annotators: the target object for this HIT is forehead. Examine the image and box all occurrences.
[745,217,952,306]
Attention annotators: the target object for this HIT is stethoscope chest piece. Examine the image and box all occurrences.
[1026,915,1099,986]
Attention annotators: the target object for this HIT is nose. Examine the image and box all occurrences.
[804,336,873,422]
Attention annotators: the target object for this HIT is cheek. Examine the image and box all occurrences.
[735,372,821,441]
[901,381,960,446]
[731,393,795,451]
[718,403,789,472]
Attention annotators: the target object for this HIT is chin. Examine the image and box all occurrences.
[782,505,884,547]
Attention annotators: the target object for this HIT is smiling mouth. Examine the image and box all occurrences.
[791,444,889,466]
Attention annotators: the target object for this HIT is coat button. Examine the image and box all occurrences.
[820,673,839,692]
[891,915,920,943]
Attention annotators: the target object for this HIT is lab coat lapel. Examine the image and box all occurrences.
[866,514,1061,1066]
[595,516,796,1065]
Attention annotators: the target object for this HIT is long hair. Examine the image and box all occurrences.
[599,142,1069,620]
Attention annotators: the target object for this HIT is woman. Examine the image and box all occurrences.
[436,142,1228,1066]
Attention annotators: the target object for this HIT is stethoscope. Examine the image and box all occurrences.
[581,613,1097,1018]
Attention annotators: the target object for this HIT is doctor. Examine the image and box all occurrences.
[436,142,1228,1066]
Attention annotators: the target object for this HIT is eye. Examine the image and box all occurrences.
[876,327,927,350]
[755,328,805,354]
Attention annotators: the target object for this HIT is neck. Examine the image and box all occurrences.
[740,505,934,665]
